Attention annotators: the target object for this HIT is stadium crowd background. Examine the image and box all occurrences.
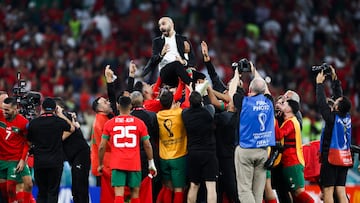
[0,0,360,163]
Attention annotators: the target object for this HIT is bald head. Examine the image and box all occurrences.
[158,17,175,37]
[249,78,266,95]
[284,90,300,104]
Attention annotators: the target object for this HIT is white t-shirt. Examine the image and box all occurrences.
[159,33,181,71]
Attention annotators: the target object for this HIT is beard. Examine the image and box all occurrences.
[4,114,12,120]
[161,27,171,37]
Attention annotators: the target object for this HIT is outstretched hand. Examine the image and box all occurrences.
[330,65,337,81]
[104,65,115,83]
[316,71,326,84]
[129,60,137,77]
[201,41,210,62]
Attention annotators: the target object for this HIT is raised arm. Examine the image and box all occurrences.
[201,41,227,93]
[228,66,241,100]
[330,65,342,100]
[105,65,118,114]
[126,60,137,93]
[250,61,270,95]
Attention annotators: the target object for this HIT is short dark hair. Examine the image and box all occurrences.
[3,97,17,106]
[92,97,101,112]
[53,97,66,109]
[338,96,351,116]
[189,91,202,108]
[117,96,131,108]
[159,90,173,110]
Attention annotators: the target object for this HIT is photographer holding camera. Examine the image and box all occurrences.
[230,60,275,203]
[316,65,352,203]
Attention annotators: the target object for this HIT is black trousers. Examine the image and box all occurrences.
[34,166,63,203]
[217,157,240,203]
[271,165,292,203]
[160,61,192,87]
[69,147,91,203]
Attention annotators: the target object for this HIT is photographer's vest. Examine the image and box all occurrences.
[274,117,305,167]
[239,95,275,148]
[321,114,352,166]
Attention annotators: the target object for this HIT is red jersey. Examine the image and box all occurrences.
[102,115,149,171]
[275,116,304,167]
[143,99,162,113]
[90,113,110,176]
[0,110,29,161]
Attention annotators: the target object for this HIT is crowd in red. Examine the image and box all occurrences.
[0,0,359,144]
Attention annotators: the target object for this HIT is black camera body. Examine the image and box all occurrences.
[312,63,331,76]
[18,92,41,114]
[12,72,41,120]
[232,58,251,73]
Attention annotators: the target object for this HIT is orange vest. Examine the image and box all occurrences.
[274,116,305,167]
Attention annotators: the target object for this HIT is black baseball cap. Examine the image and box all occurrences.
[42,97,56,112]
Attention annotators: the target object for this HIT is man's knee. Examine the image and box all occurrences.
[22,176,33,192]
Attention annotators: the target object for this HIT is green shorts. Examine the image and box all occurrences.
[111,170,141,188]
[0,160,31,182]
[282,164,305,191]
[159,156,186,188]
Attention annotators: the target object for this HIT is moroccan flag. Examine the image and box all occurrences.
[303,140,321,183]
[139,173,153,202]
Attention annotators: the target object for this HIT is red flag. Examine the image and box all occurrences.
[139,174,153,202]
[100,168,115,202]
[303,140,321,183]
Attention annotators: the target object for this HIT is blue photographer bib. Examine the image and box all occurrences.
[239,94,275,148]
[327,114,352,166]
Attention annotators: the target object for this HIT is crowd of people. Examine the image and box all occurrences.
[0,1,359,203]
[0,1,359,144]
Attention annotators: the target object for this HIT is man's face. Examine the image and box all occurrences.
[158,18,173,37]
[2,103,17,120]
[333,97,343,111]
[142,82,153,95]
[97,97,112,114]
[275,96,291,113]
[326,98,335,111]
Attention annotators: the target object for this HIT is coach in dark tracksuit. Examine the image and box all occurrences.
[142,16,195,87]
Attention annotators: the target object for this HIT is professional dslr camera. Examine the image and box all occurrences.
[12,72,41,120]
[232,58,252,73]
[311,63,331,76]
